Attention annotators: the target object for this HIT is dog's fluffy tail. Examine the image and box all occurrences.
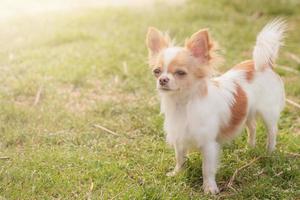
[253,18,287,70]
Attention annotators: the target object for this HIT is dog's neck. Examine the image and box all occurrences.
[159,79,208,115]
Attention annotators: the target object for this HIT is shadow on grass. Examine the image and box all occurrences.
[180,146,299,199]
[184,154,203,191]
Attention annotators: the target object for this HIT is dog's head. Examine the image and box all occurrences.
[146,27,218,95]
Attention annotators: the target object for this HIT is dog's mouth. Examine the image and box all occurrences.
[159,88,172,91]
[158,87,178,92]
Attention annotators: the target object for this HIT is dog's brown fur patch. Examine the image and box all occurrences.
[233,60,255,82]
[167,50,209,79]
[220,84,248,138]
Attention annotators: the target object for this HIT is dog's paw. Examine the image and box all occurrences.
[247,140,256,148]
[203,182,220,195]
[166,170,178,177]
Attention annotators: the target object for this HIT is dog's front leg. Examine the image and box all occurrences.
[166,143,186,177]
[202,141,220,194]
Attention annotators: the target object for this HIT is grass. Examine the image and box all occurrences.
[0,0,299,199]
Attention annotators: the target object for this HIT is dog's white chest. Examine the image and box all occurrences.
[163,97,220,149]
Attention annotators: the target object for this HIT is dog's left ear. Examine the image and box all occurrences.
[185,29,211,64]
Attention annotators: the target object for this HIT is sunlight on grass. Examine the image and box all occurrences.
[0,0,186,21]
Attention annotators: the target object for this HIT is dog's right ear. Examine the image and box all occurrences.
[146,27,169,57]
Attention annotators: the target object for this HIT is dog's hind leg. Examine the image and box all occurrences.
[246,112,257,147]
[260,110,280,152]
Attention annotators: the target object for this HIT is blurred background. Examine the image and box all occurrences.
[0,0,299,199]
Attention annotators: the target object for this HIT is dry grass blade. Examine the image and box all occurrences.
[286,98,300,109]
[87,180,94,200]
[227,156,262,188]
[286,52,300,64]
[93,124,120,137]
[33,85,43,106]
[122,61,128,75]
[110,184,135,200]
[275,171,283,177]
[0,156,10,160]
[278,66,300,75]
[285,152,300,157]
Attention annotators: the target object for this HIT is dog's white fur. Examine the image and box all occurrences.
[147,19,286,194]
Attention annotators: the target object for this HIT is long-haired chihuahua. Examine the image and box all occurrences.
[146,19,286,194]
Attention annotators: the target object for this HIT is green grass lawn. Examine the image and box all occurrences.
[0,0,299,199]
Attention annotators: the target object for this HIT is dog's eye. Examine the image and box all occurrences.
[153,68,161,76]
[175,70,187,76]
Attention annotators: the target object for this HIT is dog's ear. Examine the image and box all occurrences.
[185,29,211,64]
[146,27,169,57]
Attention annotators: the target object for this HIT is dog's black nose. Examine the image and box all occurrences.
[159,77,169,86]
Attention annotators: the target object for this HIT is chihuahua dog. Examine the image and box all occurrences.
[146,19,286,194]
